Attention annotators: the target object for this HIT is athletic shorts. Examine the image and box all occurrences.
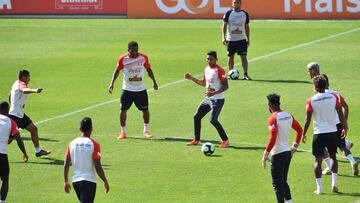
[120,90,148,111]
[335,123,346,148]
[227,39,248,56]
[9,114,32,129]
[312,132,337,156]
[0,153,9,177]
[73,180,97,203]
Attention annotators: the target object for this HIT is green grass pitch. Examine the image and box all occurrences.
[0,19,359,202]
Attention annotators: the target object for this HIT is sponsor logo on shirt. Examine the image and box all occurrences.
[129,75,142,82]
[279,116,291,121]
[313,96,333,103]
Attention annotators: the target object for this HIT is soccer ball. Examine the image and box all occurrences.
[228,69,240,80]
[201,142,215,156]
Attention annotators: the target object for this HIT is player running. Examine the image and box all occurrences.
[302,75,348,194]
[64,117,110,203]
[108,41,158,140]
[184,51,230,148]
[9,69,50,157]
[222,0,251,80]
[262,94,303,203]
[0,101,28,203]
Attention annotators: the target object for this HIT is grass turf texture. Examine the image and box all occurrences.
[0,19,359,202]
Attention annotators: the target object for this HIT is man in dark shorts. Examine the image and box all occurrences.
[108,41,158,140]
[302,75,348,194]
[222,0,251,80]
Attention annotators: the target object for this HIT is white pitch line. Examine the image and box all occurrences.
[34,27,359,126]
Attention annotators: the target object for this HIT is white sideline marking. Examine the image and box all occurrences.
[34,28,359,126]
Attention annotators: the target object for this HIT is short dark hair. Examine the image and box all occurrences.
[267,94,281,106]
[313,75,327,90]
[207,51,217,59]
[80,117,92,133]
[128,41,138,49]
[322,74,329,86]
[18,69,30,79]
[0,101,10,115]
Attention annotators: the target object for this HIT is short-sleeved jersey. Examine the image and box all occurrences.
[66,136,101,183]
[306,92,340,134]
[223,10,249,41]
[0,115,20,154]
[9,80,28,118]
[326,88,345,125]
[203,65,227,100]
[116,53,151,92]
[266,111,303,155]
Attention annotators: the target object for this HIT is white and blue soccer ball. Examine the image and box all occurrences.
[201,142,215,156]
[228,69,240,80]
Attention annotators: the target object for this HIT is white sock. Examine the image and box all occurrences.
[144,123,149,132]
[324,157,331,169]
[315,178,322,191]
[346,154,357,165]
[121,126,126,133]
[35,147,41,153]
[285,200,292,203]
[332,173,338,187]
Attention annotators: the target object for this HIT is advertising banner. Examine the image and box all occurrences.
[0,0,127,14]
[127,0,360,19]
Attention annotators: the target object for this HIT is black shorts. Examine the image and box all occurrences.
[8,114,32,129]
[335,123,346,148]
[227,39,248,56]
[312,132,337,156]
[120,90,149,111]
[73,180,96,203]
[0,153,9,177]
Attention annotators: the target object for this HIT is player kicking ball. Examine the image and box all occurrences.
[184,51,230,148]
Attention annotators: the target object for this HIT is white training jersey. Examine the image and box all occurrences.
[326,88,345,124]
[0,115,20,154]
[203,65,227,100]
[9,80,28,118]
[66,136,101,183]
[116,53,151,92]
[306,92,340,134]
[223,10,249,41]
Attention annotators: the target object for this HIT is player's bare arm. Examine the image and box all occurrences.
[207,80,228,97]
[302,111,312,143]
[146,68,158,90]
[63,156,71,193]
[108,69,120,94]
[342,100,349,121]
[22,88,43,94]
[94,159,110,193]
[245,24,250,47]
[222,22,228,45]
[336,106,348,138]
[184,73,206,86]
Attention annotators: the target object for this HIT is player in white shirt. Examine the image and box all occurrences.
[302,75,348,194]
[108,41,158,140]
[64,117,109,203]
[8,69,50,158]
[184,51,230,148]
[0,101,28,203]
[262,94,303,203]
[222,0,251,80]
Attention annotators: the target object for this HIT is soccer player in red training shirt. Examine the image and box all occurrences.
[302,75,348,194]
[262,94,303,203]
[0,101,28,203]
[64,117,109,203]
[108,41,158,140]
[184,51,230,148]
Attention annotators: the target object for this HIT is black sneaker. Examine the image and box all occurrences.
[243,74,252,80]
[36,149,51,157]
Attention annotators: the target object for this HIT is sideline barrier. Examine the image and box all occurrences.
[0,0,127,14]
[128,0,360,19]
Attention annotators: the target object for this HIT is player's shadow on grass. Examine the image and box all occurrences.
[22,137,59,142]
[330,191,360,197]
[11,157,64,165]
[246,79,311,84]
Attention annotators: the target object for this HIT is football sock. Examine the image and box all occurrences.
[315,178,322,191]
[324,157,331,169]
[285,200,292,203]
[346,154,357,165]
[332,173,338,187]
[121,126,126,133]
[35,147,41,153]
[144,123,149,132]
